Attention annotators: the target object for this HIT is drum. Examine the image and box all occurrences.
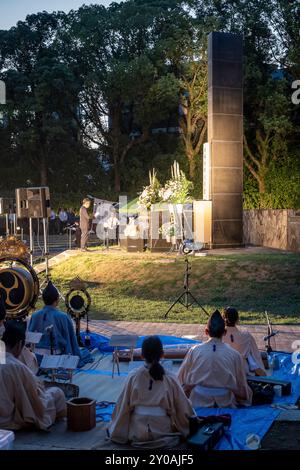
[0,257,39,319]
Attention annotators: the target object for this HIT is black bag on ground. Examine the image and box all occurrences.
[250,383,275,405]
[187,422,224,450]
[187,416,228,450]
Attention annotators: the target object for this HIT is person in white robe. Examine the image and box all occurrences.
[108,336,195,449]
[18,344,39,375]
[0,321,66,431]
[178,310,253,408]
[222,307,266,376]
[0,298,39,374]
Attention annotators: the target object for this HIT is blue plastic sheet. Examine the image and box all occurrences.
[193,407,281,450]
[80,332,110,351]
[79,334,300,450]
[136,335,199,348]
[80,331,200,353]
[195,352,300,450]
[96,402,115,423]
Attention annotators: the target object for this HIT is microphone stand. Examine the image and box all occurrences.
[45,325,58,382]
[65,224,76,250]
[264,311,279,354]
[46,325,55,355]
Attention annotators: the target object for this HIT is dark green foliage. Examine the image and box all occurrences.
[0,0,299,207]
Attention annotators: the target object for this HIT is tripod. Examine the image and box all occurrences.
[38,218,50,286]
[39,218,64,300]
[164,258,209,318]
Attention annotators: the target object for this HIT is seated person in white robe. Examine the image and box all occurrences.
[0,321,66,431]
[178,310,253,408]
[222,307,266,376]
[0,296,38,374]
[108,336,195,449]
[29,281,81,357]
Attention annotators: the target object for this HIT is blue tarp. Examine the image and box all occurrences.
[80,331,110,351]
[79,333,300,449]
[80,331,200,353]
[96,402,115,423]
[195,352,300,450]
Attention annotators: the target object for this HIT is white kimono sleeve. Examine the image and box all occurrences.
[234,352,253,405]
[177,348,194,386]
[169,377,195,437]
[108,375,133,444]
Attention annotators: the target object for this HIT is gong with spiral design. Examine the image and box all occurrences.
[0,256,40,319]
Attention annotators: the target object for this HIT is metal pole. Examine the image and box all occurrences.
[29,217,34,266]
[42,217,49,280]
[13,214,17,235]
[5,214,9,236]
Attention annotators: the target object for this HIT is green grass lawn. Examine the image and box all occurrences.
[42,249,300,324]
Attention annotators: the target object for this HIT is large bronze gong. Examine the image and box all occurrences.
[0,256,39,319]
[65,277,91,346]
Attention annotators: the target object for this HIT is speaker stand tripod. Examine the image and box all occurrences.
[42,217,50,280]
[39,218,63,301]
[29,217,34,266]
[29,218,49,278]
[164,258,209,319]
[25,213,63,301]
[5,214,9,236]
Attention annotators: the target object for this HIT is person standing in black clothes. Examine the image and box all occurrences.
[79,198,91,251]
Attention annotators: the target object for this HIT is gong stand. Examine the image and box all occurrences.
[65,286,91,348]
[72,310,90,347]
[74,314,84,347]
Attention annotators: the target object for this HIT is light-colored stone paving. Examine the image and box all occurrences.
[34,249,79,274]
[88,320,300,353]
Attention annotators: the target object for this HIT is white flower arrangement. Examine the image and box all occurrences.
[158,221,180,238]
[138,162,193,209]
[159,161,193,204]
[138,169,161,210]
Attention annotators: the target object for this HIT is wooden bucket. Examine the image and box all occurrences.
[67,397,96,432]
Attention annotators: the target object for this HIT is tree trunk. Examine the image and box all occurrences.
[114,161,121,193]
[188,154,196,180]
[258,177,266,194]
[110,104,122,194]
[40,153,48,186]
